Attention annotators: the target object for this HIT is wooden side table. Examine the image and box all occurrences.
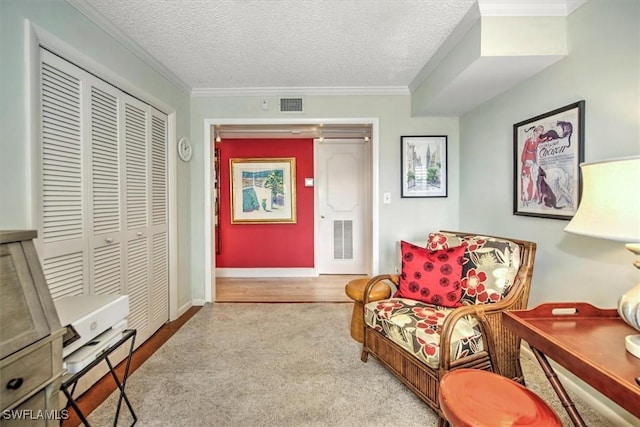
[345,278,391,343]
[503,303,640,426]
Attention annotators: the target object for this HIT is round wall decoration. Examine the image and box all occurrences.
[178,137,192,162]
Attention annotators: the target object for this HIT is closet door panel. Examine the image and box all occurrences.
[90,86,121,235]
[122,95,152,339]
[124,101,149,232]
[41,57,84,242]
[151,232,168,325]
[89,81,124,296]
[126,237,149,333]
[39,50,88,298]
[93,243,123,295]
[42,250,85,299]
[151,112,167,228]
[149,109,169,328]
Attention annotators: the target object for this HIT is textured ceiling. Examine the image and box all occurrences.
[84,0,477,92]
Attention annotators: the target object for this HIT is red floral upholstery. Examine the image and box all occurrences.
[394,241,465,308]
[364,232,522,369]
[427,232,521,305]
[364,298,483,369]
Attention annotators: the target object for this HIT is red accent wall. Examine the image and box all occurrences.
[215,138,314,268]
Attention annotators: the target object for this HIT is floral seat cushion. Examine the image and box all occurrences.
[364,298,484,369]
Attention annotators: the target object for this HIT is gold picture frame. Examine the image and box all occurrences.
[230,157,297,224]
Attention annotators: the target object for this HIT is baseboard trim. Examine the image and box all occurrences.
[521,347,638,426]
[176,300,192,318]
[215,268,318,278]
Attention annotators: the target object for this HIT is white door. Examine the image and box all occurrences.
[316,139,370,274]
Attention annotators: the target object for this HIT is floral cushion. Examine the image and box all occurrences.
[364,298,484,369]
[427,232,521,305]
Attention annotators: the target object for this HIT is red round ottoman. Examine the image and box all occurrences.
[438,368,561,427]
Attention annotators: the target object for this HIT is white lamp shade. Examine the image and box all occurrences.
[564,157,640,242]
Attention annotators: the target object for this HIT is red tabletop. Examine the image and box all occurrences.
[439,368,561,427]
[503,302,640,419]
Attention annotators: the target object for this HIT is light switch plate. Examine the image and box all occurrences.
[383,192,391,204]
[304,178,314,187]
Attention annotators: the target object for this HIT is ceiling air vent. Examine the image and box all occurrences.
[280,97,304,113]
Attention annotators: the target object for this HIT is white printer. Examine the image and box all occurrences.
[54,294,129,373]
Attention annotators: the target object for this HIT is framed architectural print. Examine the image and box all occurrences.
[230,157,297,224]
[513,100,585,219]
[401,135,448,198]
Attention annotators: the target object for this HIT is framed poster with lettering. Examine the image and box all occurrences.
[513,101,585,219]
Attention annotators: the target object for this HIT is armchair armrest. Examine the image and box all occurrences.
[438,304,500,373]
[362,274,398,305]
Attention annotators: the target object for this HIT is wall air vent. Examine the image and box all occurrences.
[280,97,304,113]
[333,220,354,260]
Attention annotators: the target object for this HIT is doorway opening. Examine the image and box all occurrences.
[204,118,378,302]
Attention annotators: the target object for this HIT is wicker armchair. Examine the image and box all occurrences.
[360,231,536,427]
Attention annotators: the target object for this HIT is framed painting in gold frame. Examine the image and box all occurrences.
[230,157,297,224]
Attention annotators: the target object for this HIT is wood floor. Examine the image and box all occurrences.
[64,275,362,425]
[215,274,367,302]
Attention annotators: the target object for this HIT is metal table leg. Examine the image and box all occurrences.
[61,329,138,427]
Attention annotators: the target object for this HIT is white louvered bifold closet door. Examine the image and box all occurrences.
[123,99,150,335]
[90,82,123,297]
[149,111,169,327]
[40,53,88,299]
[39,49,168,348]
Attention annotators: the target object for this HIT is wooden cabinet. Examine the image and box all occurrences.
[0,231,64,425]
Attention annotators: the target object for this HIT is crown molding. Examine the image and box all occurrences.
[478,0,588,16]
[66,0,191,95]
[191,86,410,97]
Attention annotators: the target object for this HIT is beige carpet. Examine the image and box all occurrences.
[89,303,614,426]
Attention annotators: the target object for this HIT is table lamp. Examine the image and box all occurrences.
[564,156,640,358]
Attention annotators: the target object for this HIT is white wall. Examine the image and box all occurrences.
[4,0,637,315]
[459,3,639,422]
[459,0,640,308]
[190,95,460,300]
[0,0,193,311]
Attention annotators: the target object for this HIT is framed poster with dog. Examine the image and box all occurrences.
[513,100,585,219]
